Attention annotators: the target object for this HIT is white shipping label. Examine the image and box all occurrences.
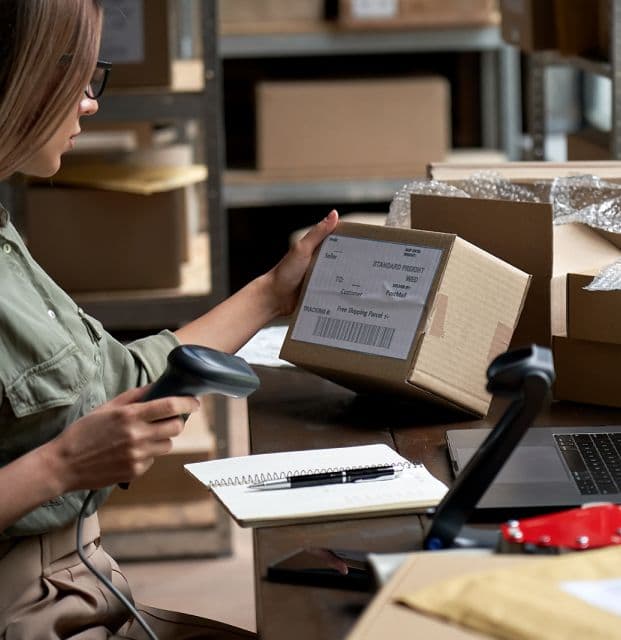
[291,235,443,360]
[350,0,399,19]
[100,0,145,64]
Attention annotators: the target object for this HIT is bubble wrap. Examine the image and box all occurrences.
[585,259,621,291]
[386,171,621,289]
[386,179,469,228]
[551,175,621,232]
[386,172,544,228]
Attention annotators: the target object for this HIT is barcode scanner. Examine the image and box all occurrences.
[142,344,261,402]
[117,345,260,491]
[77,345,260,640]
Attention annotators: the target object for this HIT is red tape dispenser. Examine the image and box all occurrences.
[499,503,621,554]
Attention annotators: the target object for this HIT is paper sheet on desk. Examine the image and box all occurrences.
[399,546,621,640]
[235,325,292,367]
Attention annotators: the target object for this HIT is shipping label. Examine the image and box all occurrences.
[291,234,443,359]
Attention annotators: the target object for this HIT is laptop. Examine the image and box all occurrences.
[446,425,621,519]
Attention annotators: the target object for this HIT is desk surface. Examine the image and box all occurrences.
[247,366,621,640]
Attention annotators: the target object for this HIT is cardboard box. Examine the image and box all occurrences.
[280,222,530,416]
[25,164,207,292]
[552,270,621,345]
[424,160,621,407]
[567,128,610,162]
[421,162,621,348]
[553,336,621,407]
[338,0,499,30]
[257,77,450,178]
[220,0,328,33]
[100,0,203,90]
[500,0,557,52]
[554,0,607,58]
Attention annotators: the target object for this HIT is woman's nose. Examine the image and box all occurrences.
[79,95,99,117]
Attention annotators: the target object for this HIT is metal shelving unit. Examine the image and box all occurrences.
[527,0,621,160]
[220,23,522,209]
[78,1,227,330]
[0,1,227,332]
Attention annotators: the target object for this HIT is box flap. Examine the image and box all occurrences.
[428,160,621,182]
[410,193,550,346]
[409,237,530,416]
[552,223,621,277]
[34,163,207,195]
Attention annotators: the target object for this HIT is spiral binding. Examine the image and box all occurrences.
[207,460,420,487]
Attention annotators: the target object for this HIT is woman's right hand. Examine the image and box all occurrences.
[45,386,200,493]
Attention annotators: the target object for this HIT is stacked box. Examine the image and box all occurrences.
[425,160,621,408]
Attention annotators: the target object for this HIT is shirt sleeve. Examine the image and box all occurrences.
[99,328,181,399]
[125,329,181,384]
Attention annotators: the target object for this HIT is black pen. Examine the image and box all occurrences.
[247,465,397,491]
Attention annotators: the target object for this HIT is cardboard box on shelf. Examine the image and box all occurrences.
[100,0,203,90]
[554,0,607,59]
[25,164,207,292]
[553,336,621,408]
[280,221,530,416]
[567,128,610,162]
[257,76,450,179]
[220,0,329,33]
[338,0,499,30]
[499,0,557,53]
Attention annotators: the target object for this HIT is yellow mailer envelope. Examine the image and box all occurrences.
[401,546,621,640]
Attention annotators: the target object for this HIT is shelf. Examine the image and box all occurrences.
[534,51,612,78]
[220,25,505,58]
[93,90,208,122]
[224,150,506,208]
[224,172,409,207]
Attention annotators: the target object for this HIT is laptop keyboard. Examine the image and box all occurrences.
[555,433,621,495]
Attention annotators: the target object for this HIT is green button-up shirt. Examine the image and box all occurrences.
[0,205,180,538]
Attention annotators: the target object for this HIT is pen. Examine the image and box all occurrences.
[247,465,397,491]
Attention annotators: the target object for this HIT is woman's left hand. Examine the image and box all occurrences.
[264,209,338,317]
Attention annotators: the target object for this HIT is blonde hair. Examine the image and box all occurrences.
[0,0,103,179]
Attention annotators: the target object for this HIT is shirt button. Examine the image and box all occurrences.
[94,354,101,365]
[77,307,84,316]
[47,309,56,319]
[3,243,11,254]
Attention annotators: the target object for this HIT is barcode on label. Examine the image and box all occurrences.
[313,317,395,349]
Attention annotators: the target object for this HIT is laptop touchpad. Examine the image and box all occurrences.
[460,446,567,483]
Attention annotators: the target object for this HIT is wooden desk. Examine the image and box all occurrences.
[248,366,621,640]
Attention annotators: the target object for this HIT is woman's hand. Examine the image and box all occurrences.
[44,386,200,494]
[263,209,339,317]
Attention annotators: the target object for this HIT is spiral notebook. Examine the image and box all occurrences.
[184,444,448,527]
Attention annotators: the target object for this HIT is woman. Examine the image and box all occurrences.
[0,1,338,638]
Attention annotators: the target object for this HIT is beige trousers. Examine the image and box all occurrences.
[0,515,255,640]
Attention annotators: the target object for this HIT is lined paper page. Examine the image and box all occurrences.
[185,444,448,527]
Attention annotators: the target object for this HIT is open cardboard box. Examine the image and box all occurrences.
[420,160,621,406]
[280,221,530,417]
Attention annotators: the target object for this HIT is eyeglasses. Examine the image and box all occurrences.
[59,56,112,100]
[85,60,112,100]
